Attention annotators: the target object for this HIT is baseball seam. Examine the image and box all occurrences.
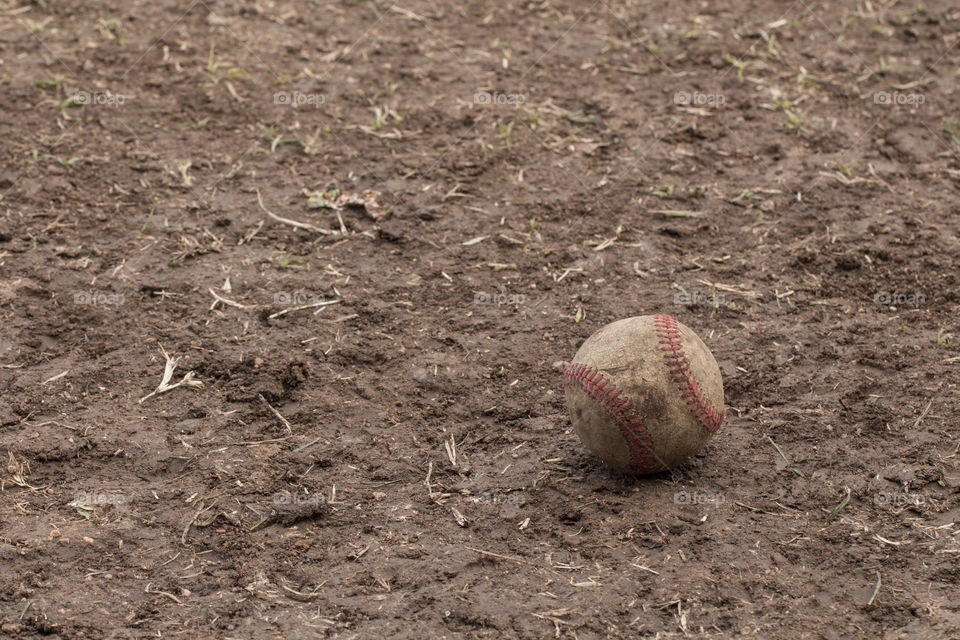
[653,314,725,433]
[562,363,657,473]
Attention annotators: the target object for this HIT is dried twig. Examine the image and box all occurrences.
[425,462,450,504]
[532,609,572,638]
[238,219,264,245]
[912,400,932,429]
[450,506,468,527]
[139,346,204,404]
[4,452,34,490]
[208,288,250,310]
[145,584,184,605]
[181,500,214,544]
[281,583,324,601]
[867,164,895,193]
[259,394,292,432]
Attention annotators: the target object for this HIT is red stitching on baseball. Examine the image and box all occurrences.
[563,363,657,473]
[653,314,725,433]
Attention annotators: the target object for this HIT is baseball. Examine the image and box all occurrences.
[563,314,725,474]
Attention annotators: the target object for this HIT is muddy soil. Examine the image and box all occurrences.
[1,0,959,638]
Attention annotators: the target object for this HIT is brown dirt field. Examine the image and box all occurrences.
[1,0,960,638]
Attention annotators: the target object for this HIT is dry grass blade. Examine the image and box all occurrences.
[767,435,805,477]
[697,279,763,299]
[4,452,34,490]
[464,545,541,567]
[388,5,427,22]
[268,299,340,319]
[912,400,932,429]
[630,562,661,575]
[41,370,69,385]
[593,237,616,251]
[824,487,852,524]
[444,435,457,466]
[556,267,583,282]
[866,571,882,606]
[484,262,517,271]
[256,188,334,235]
[650,209,704,218]
[139,345,204,404]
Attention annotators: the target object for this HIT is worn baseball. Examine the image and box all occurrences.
[563,314,725,474]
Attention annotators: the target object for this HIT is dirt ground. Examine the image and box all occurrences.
[1,0,959,638]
